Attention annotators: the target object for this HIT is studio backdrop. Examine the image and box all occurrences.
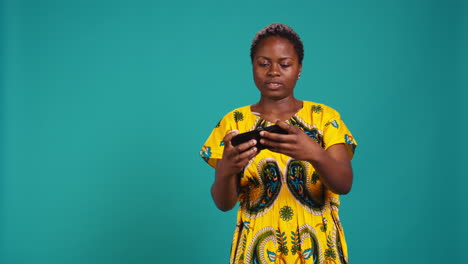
[1,0,466,263]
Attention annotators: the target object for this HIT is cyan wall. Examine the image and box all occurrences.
[1,0,465,263]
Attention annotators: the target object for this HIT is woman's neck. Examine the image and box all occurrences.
[251,97,303,123]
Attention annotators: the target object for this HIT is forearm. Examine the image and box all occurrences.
[211,168,239,211]
[308,146,353,195]
[210,133,257,211]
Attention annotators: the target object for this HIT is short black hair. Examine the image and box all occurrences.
[250,23,304,64]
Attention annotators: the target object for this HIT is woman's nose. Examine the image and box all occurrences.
[267,64,280,76]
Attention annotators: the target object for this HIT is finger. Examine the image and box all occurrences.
[260,130,288,142]
[275,120,296,134]
[223,130,239,147]
[235,139,257,153]
[238,146,258,161]
[262,136,296,155]
[259,137,282,150]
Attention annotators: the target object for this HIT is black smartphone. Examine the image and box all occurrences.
[231,125,288,150]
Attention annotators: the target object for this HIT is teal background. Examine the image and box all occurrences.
[1,0,466,263]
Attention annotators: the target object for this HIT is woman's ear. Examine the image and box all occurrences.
[298,64,302,80]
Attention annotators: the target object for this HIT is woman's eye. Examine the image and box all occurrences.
[258,62,270,67]
[281,64,291,68]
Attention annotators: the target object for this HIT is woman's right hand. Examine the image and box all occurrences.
[217,130,258,176]
[211,130,258,211]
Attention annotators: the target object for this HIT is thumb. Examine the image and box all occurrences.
[223,130,239,146]
[275,120,295,134]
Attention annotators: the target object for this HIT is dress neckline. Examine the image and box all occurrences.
[249,100,305,124]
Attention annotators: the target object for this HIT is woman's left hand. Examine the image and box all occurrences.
[260,120,353,195]
[259,120,322,161]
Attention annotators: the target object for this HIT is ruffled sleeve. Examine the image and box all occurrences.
[200,112,234,168]
[322,108,357,159]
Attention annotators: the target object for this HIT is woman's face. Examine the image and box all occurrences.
[253,36,302,101]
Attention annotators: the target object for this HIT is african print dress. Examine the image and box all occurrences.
[200,101,357,264]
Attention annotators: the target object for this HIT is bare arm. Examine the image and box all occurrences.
[306,143,352,194]
[212,131,258,211]
[259,121,353,194]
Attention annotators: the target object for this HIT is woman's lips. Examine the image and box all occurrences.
[265,82,283,89]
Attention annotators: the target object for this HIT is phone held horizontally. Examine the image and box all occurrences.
[231,125,288,151]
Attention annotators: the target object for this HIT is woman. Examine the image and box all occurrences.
[200,23,357,264]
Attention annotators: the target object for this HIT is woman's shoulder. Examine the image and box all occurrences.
[214,105,255,128]
[218,105,252,119]
[301,100,341,117]
[228,105,251,114]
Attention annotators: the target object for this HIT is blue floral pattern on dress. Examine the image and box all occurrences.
[201,146,212,162]
[330,120,339,128]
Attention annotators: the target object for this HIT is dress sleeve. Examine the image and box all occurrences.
[200,112,234,168]
[322,109,357,159]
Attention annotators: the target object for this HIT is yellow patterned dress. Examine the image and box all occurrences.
[200,101,357,264]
